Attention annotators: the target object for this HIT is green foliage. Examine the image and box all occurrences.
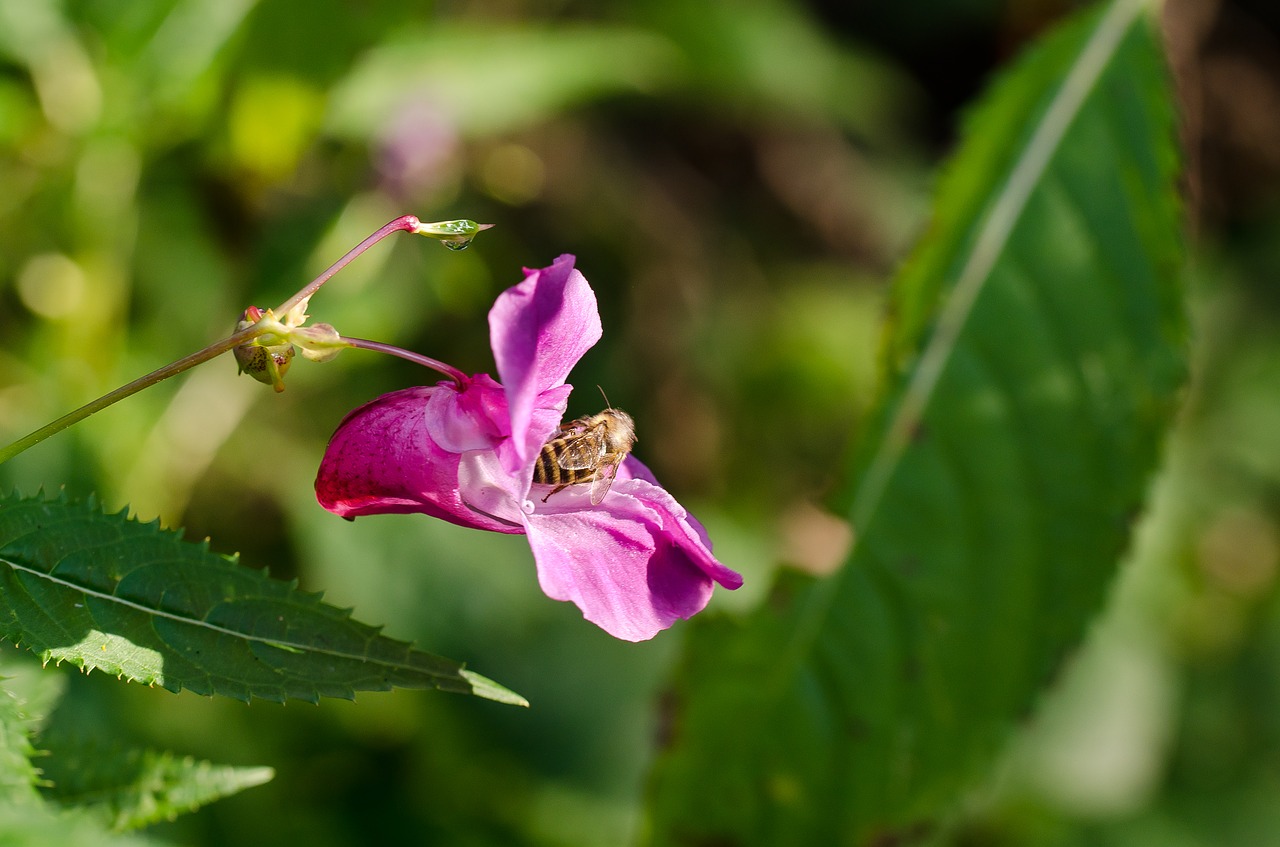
[40,742,273,832]
[0,493,524,706]
[647,1,1184,843]
[328,25,680,139]
[11,0,1277,843]
[0,804,153,847]
[0,653,61,805]
[0,650,266,845]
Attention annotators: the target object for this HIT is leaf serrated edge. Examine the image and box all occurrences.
[0,490,528,706]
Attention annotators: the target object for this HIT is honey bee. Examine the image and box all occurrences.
[533,408,637,505]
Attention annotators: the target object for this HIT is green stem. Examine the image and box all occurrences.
[0,324,263,465]
[273,215,423,318]
[0,216,481,465]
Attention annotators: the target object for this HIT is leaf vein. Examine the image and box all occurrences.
[850,0,1149,538]
[0,556,410,672]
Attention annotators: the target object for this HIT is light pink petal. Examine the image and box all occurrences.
[488,255,602,463]
[456,449,529,528]
[494,384,572,489]
[315,385,521,534]
[614,476,743,589]
[524,486,740,641]
[615,457,720,555]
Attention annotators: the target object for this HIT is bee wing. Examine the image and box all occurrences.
[588,460,621,506]
[555,431,606,470]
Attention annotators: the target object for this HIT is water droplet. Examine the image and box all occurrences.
[521,499,535,515]
[441,237,472,251]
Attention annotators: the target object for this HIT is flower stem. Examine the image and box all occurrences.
[0,324,263,465]
[0,215,480,464]
[273,215,423,318]
[342,337,470,388]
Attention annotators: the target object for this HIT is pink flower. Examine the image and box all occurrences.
[315,255,742,641]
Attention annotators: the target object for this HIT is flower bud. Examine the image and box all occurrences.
[292,322,346,363]
[411,219,494,251]
[233,306,294,392]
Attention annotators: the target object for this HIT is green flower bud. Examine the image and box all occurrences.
[411,219,494,251]
[233,306,295,393]
[293,322,346,363]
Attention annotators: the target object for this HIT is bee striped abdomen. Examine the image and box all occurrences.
[534,441,582,486]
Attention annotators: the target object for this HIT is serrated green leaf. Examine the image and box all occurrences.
[0,493,526,707]
[0,652,141,846]
[40,741,273,832]
[0,663,61,804]
[648,1,1184,844]
[0,649,66,737]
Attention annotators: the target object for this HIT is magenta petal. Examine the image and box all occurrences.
[425,374,509,452]
[489,255,602,462]
[315,386,522,534]
[524,489,736,641]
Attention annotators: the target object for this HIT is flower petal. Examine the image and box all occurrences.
[525,485,740,641]
[425,374,509,452]
[488,255,602,463]
[616,457,721,561]
[494,384,573,491]
[315,385,522,533]
[457,448,532,527]
[616,476,744,590]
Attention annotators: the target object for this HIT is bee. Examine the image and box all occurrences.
[533,408,637,505]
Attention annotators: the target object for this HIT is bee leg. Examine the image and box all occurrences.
[540,482,572,503]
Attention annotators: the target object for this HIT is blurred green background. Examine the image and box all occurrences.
[1,0,1279,844]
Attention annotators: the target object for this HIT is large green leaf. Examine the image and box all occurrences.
[0,493,525,706]
[647,0,1184,843]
